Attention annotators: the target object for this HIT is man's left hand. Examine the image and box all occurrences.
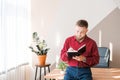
[73,55,86,62]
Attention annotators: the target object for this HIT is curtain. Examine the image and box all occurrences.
[0,0,31,79]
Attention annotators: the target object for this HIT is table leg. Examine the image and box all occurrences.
[35,66,38,80]
[44,67,46,80]
[39,67,41,80]
[48,66,50,73]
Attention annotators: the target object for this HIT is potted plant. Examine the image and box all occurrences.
[29,32,50,65]
[57,61,67,74]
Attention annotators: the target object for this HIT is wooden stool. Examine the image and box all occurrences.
[35,64,51,80]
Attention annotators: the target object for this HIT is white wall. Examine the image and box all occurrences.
[31,0,118,67]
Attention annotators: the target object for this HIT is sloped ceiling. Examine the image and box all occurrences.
[113,0,120,9]
[88,8,120,67]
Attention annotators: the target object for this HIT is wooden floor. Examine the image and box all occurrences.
[44,68,120,80]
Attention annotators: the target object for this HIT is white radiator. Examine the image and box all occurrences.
[0,63,29,80]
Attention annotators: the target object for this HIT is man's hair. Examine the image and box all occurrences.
[76,19,88,28]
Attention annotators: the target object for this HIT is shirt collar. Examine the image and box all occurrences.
[73,35,88,42]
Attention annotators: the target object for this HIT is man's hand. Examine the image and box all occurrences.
[73,55,86,62]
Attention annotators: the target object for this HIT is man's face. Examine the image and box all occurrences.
[75,25,88,41]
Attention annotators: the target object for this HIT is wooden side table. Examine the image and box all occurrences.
[35,64,51,80]
[44,69,64,80]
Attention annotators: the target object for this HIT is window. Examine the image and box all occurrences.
[0,0,31,73]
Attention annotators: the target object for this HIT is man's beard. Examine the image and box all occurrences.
[76,36,85,42]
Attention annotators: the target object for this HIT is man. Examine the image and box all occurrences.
[60,19,99,80]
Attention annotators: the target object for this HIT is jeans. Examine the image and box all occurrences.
[64,66,92,80]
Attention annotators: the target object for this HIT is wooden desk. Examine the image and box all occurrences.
[92,68,120,80]
[44,68,120,80]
